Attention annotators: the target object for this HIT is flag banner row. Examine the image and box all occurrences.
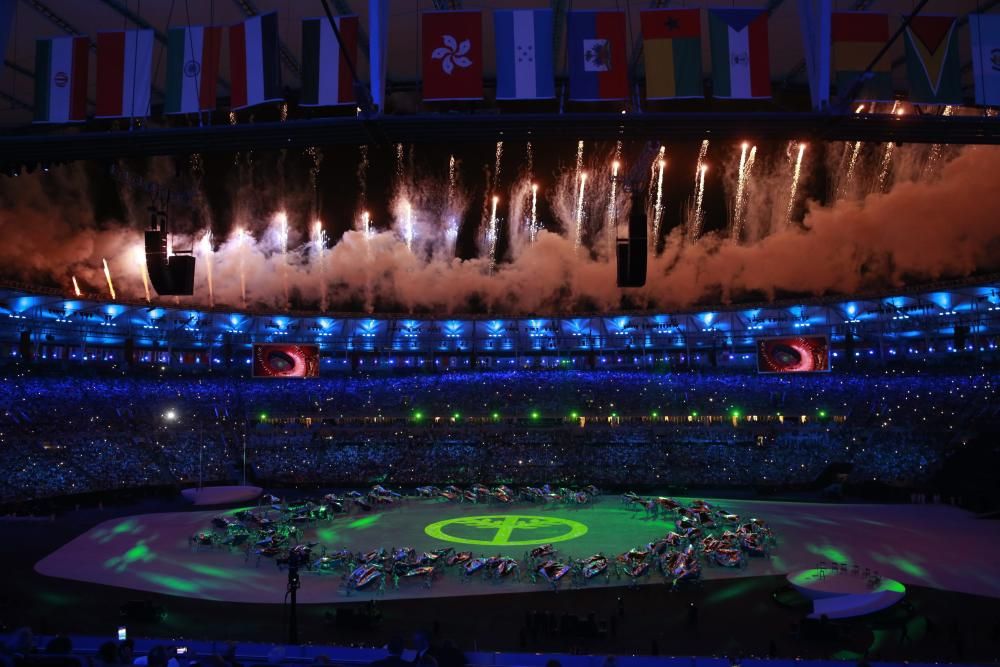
[29,8,1000,123]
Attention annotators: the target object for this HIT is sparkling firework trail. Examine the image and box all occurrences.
[447,154,457,237]
[404,201,414,251]
[362,210,372,239]
[608,160,621,252]
[732,144,757,241]
[695,140,709,188]
[488,195,499,273]
[102,258,116,300]
[530,183,538,243]
[575,171,587,250]
[237,228,247,309]
[493,141,504,190]
[198,235,212,306]
[575,140,584,185]
[653,158,666,243]
[526,141,533,175]
[395,143,404,181]
[72,275,82,297]
[841,140,863,199]
[924,105,954,177]
[276,211,290,309]
[313,220,327,312]
[691,164,708,239]
[785,143,806,225]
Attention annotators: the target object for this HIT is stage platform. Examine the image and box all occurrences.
[35,496,1000,604]
[788,568,907,619]
[180,486,262,506]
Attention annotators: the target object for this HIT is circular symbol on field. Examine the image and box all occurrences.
[424,515,588,546]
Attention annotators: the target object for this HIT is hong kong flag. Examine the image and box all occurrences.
[422,10,483,101]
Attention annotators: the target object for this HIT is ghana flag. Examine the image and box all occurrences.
[832,12,892,102]
[641,9,703,99]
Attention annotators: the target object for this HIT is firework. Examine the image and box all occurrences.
[575,171,588,250]
[404,201,414,251]
[530,183,539,243]
[102,258,116,301]
[785,143,806,225]
[608,159,621,252]
[72,276,82,297]
[653,158,666,244]
[237,228,247,309]
[197,233,213,307]
[276,211,290,310]
[313,220,327,312]
[489,195,500,273]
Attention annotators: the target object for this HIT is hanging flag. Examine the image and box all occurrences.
[831,12,892,102]
[164,25,223,114]
[494,9,555,100]
[229,12,283,109]
[969,13,1000,106]
[904,15,962,105]
[567,10,628,101]
[301,15,359,107]
[640,9,703,99]
[708,8,771,99]
[422,10,482,101]
[33,36,89,123]
[96,30,154,118]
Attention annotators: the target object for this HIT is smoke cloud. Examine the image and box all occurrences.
[1,143,998,316]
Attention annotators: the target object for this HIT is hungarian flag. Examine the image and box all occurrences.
[96,30,154,118]
[33,36,89,123]
[494,9,554,100]
[708,8,770,99]
[904,15,962,105]
[164,25,222,114]
[301,15,358,107]
[567,11,628,101]
[832,12,892,102]
[422,10,482,101]
[640,9,703,99]
[229,12,283,109]
[969,14,1000,106]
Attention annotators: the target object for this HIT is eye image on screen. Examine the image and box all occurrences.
[252,344,320,378]
[756,336,830,374]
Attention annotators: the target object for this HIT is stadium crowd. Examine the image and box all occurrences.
[1,367,998,503]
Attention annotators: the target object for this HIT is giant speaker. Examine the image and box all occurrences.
[145,231,196,295]
[617,189,648,287]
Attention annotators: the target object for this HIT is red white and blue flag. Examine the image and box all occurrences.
[567,10,629,101]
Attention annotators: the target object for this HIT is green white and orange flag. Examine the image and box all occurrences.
[641,9,703,99]
[164,25,223,114]
[832,12,892,102]
[903,15,962,105]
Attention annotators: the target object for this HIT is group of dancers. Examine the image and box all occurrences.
[188,485,776,595]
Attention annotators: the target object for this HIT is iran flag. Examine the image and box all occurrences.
[708,8,771,99]
[34,36,89,123]
[96,30,155,118]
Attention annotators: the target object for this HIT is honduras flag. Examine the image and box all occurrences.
[495,9,555,100]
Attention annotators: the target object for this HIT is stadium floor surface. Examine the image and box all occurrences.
[34,496,1000,603]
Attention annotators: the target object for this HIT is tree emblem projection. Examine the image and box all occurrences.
[424,515,588,546]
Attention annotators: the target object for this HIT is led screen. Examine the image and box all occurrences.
[252,344,320,378]
[756,335,830,373]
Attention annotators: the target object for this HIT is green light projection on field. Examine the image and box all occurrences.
[424,515,588,546]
